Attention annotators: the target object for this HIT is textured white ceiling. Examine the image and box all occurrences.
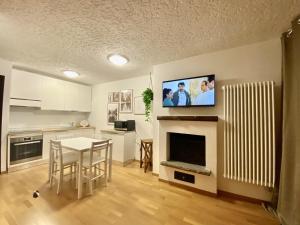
[0,0,299,84]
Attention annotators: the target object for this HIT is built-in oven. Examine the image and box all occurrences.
[10,134,43,165]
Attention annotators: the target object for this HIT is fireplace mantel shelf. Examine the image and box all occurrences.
[160,161,211,176]
[157,116,218,122]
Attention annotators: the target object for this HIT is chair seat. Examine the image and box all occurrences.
[82,155,106,168]
[54,152,78,165]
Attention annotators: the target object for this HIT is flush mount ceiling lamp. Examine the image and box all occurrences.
[63,70,79,78]
[107,54,129,66]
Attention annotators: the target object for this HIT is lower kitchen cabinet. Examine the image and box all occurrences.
[100,129,136,166]
[42,127,95,160]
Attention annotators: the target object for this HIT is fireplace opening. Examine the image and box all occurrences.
[168,132,206,166]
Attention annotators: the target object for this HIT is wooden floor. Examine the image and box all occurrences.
[0,162,279,225]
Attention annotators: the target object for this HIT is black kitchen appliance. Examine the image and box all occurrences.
[114,120,135,131]
[10,134,43,165]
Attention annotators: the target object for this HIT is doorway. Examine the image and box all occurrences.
[0,75,5,173]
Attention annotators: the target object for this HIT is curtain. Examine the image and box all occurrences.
[277,17,300,225]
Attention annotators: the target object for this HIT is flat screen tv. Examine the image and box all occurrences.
[162,74,215,107]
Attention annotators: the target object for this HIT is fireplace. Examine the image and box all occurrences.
[158,117,218,193]
[168,132,206,166]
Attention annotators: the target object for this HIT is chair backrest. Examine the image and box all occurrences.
[93,133,102,139]
[88,140,110,168]
[50,140,63,166]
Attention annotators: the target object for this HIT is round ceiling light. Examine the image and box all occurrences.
[63,70,79,78]
[107,54,129,66]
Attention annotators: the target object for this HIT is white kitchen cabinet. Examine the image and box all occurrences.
[101,129,136,166]
[10,69,43,100]
[77,84,91,112]
[43,128,95,160]
[64,82,92,112]
[41,76,65,110]
[64,81,79,111]
[10,69,92,112]
[67,128,95,138]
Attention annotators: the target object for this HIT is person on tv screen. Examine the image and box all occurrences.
[163,88,174,106]
[172,82,191,106]
[194,80,214,105]
[208,76,215,91]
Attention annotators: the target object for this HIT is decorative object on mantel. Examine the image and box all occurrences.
[157,115,218,121]
[134,96,146,115]
[142,72,154,122]
[107,103,119,125]
[79,120,89,127]
[120,89,133,113]
[108,92,120,103]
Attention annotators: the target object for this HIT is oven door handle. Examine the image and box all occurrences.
[13,140,42,146]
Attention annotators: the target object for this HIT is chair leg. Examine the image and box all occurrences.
[50,162,54,188]
[70,164,73,180]
[144,150,148,173]
[140,142,143,168]
[74,163,77,186]
[144,143,150,173]
[93,166,97,186]
[54,163,58,175]
[89,168,93,195]
[104,161,107,187]
[50,175,53,188]
[150,144,153,167]
[57,167,63,195]
[75,164,79,189]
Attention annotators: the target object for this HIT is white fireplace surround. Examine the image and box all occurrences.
[158,119,218,194]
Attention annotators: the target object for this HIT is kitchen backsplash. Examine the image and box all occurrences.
[9,107,89,130]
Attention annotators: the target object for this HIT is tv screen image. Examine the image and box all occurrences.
[162,74,215,107]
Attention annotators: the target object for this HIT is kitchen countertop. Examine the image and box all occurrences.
[100,129,135,135]
[8,126,95,136]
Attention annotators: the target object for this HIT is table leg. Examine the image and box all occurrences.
[108,143,113,182]
[78,152,83,199]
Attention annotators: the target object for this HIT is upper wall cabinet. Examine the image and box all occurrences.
[41,76,65,111]
[64,81,79,111]
[10,69,43,100]
[77,84,92,112]
[64,82,92,112]
[10,69,92,112]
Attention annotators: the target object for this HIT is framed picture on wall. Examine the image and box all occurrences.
[108,92,120,103]
[134,96,145,115]
[120,89,133,113]
[107,103,119,125]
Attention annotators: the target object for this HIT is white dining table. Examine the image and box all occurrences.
[53,137,113,199]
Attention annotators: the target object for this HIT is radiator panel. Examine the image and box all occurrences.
[223,81,275,187]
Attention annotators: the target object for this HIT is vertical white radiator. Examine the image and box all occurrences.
[223,81,275,187]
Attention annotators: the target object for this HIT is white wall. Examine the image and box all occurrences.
[0,58,12,172]
[9,107,88,130]
[89,75,153,160]
[152,39,282,201]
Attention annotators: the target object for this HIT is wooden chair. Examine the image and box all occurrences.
[80,140,109,195]
[53,134,78,178]
[49,140,78,195]
[140,139,153,173]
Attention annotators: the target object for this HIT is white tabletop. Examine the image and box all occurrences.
[60,137,111,151]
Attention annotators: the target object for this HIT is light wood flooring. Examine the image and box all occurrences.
[0,162,279,225]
